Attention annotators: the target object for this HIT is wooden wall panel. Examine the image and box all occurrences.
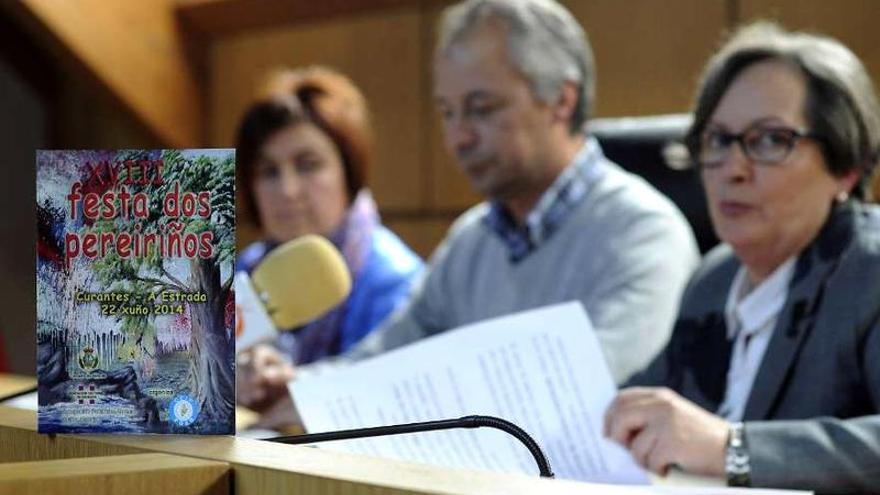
[209,7,425,213]
[55,72,160,149]
[738,0,880,84]
[13,0,203,147]
[563,0,729,117]
[384,217,454,259]
[178,0,414,36]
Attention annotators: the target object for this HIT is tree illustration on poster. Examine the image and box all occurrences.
[90,150,235,428]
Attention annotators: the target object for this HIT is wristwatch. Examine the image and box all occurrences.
[725,422,751,486]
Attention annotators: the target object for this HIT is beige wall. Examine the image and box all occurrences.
[209,1,880,258]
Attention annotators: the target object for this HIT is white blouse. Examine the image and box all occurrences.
[716,256,797,421]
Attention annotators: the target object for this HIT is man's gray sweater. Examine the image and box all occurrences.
[347,156,699,384]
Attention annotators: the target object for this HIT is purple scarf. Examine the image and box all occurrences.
[278,190,379,364]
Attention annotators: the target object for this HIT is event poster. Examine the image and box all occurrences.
[36,149,235,434]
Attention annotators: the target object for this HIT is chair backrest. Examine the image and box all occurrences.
[0,333,9,373]
[589,114,718,254]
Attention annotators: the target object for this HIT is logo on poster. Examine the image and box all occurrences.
[168,394,200,427]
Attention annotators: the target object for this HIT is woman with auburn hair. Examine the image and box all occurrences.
[235,67,423,411]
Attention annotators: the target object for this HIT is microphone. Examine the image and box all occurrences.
[236,235,352,353]
[266,415,554,478]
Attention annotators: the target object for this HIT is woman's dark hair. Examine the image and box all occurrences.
[685,22,880,198]
[236,66,373,225]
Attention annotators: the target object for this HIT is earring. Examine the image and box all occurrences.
[835,190,850,203]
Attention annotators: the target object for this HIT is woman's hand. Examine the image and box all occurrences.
[236,344,296,412]
[604,387,729,477]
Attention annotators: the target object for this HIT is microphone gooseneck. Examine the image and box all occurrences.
[267,414,554,478]
[0,385,38,403]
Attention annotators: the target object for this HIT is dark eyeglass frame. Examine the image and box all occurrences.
[697,125,821,168]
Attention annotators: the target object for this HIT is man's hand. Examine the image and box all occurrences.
[603,387,729,478]
[252,392,304,433]
[236,344,296,412]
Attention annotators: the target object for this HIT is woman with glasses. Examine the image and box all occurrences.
[604,23,880,492]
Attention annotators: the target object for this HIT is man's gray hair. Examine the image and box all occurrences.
[437,0,594,133]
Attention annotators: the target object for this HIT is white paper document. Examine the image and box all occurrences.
[290,302,649,484]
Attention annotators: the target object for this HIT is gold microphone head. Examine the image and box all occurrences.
[251,235,352,329]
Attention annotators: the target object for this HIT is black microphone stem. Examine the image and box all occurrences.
[267,414,554,478]
[0,385,38,403]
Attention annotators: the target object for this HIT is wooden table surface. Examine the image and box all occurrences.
[0,374,36,400]
[0,375,728,490]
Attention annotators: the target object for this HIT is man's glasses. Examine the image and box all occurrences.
[697,125,819,168]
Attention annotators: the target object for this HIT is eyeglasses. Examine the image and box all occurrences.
[697,125,819,168]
